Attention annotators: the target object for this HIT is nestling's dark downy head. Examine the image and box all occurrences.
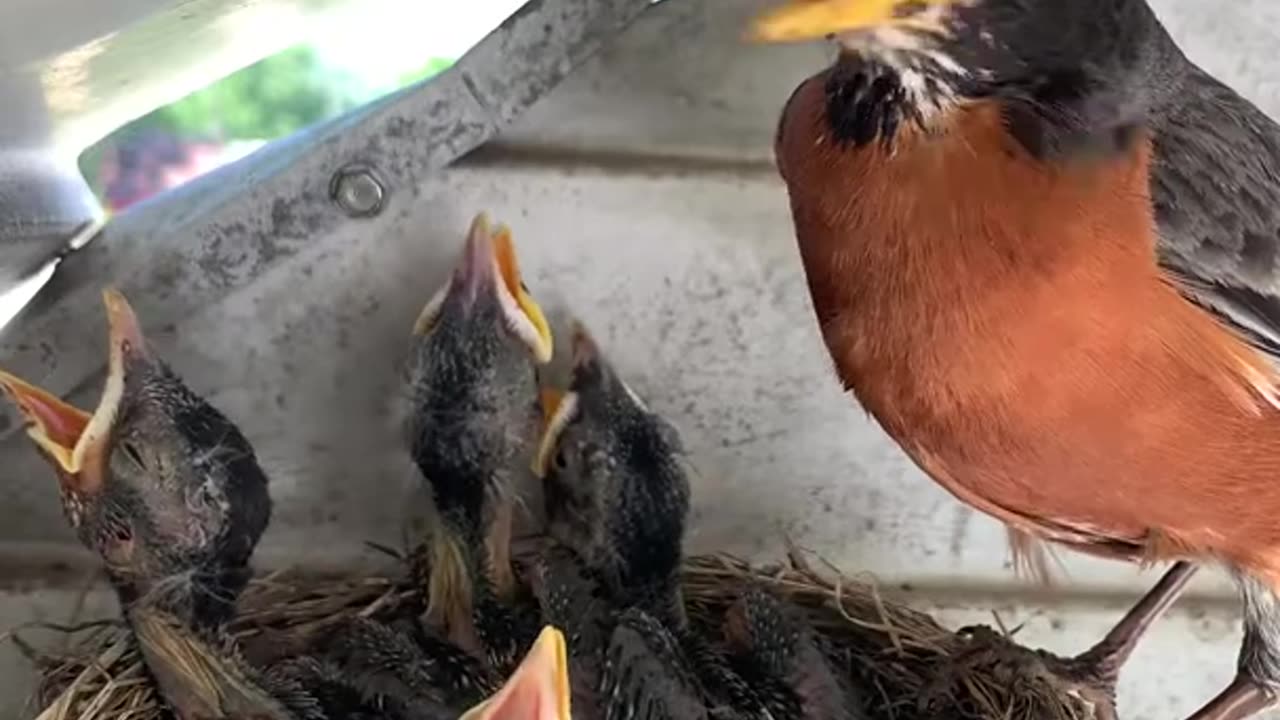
[404,213,553,523]
[750,0,1169,149]
[723,588,818,680]
[0,290,271,611]
[724,588,862,720]
[533,325,689,588]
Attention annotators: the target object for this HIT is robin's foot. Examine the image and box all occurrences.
[1184,676,1274,720]
[1185,574,1280,720]
[1049,562,1197,704]
[918,626,1096,719]
[1025,562,1198,720]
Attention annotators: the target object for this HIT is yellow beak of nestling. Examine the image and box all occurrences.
[413,213,554,364]
[533,386,573,479]
[0,368,90,476]
[747,0,959,43]
[0,288,147,490]
[458,625,571,720]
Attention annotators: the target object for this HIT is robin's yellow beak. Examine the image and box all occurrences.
[747,0,960,43]
[0,288,147,489]
[458,626,571,720]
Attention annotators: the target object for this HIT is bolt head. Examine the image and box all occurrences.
[331,165,385,217]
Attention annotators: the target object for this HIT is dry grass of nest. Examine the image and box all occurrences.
[10,549,1096,720]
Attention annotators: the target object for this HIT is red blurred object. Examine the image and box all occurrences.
[97,129,229,211]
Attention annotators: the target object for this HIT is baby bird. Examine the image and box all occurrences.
[461,625,574,720]
[535,324,725,720]
[282,623,575,720]
[600,608,712,720]
[0,289,291,718]
[723,588,867,720]
[321,615,497,715]
[534,544,712,720]
[536,326,793,720]
[1,290,574,720]
[404,212,553,664]
[534,325,689,627]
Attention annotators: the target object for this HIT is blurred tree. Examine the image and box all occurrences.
[152,46,361,140]
[78,45,454,204]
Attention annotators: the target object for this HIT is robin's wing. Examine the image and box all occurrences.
[1151,64,1280,360]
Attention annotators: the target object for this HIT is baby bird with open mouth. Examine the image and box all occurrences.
[0,289,299,718]
[1,290,573,720]
[403,212,554,669]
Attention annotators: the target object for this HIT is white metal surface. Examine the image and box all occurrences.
[4,0,1280,717]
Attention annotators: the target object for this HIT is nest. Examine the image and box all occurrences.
[13,548,1097,720]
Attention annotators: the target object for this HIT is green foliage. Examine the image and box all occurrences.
[171,49,343,138]
[122,45,360,144]
[77,41,457,202]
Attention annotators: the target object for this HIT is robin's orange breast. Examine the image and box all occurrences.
[776,71,1280,580]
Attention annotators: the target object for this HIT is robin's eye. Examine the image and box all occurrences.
[113,524,133,543]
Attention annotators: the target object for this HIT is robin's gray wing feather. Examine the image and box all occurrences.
[1151,63,1280,359]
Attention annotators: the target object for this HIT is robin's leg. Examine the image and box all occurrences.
[1183,574,1280,720]
[1045,561,1197,718]
[1072,561,1197,683]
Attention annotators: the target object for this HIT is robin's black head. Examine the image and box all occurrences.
[752,0,1173,153]
[404,212,553,528]
[533,325,689,595]
[0,290,270,626]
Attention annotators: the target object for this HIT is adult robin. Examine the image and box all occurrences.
[403,212,553,668]
[748,0,1280,718]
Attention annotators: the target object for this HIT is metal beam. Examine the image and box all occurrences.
[0,0,655,438]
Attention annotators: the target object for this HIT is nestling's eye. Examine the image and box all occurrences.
[101,522,136,565]
[121,441,146,469]
[553,449,569,471]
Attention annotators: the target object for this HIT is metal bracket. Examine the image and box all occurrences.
[0,0,654,437]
